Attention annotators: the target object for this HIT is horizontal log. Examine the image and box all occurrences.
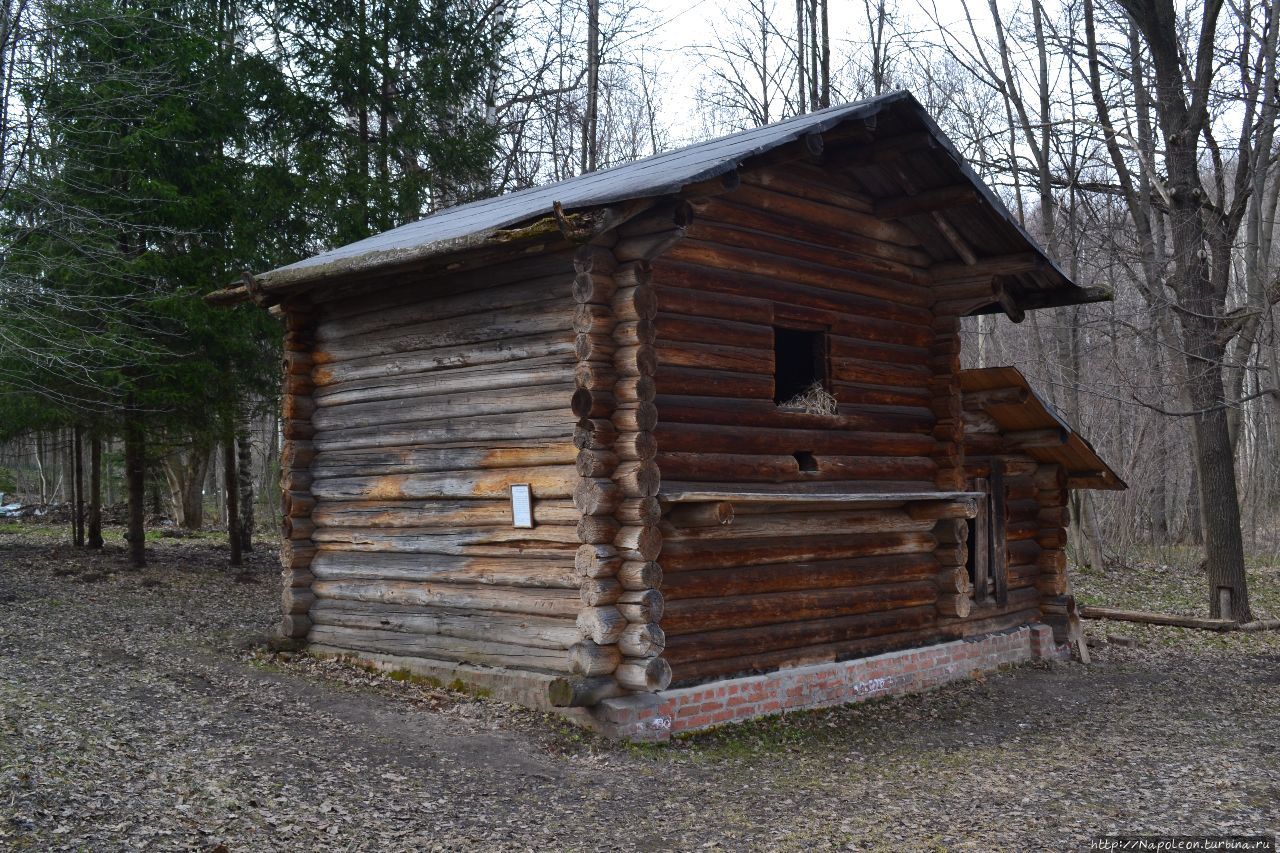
[935,566,969,593]
[663,605,936,665]
[569,641,622,676]
[577,606,626,644]
[669,624,952,685]
[662,508,935,542]
[310,625,574,672]
[831,383,933,408]
[318,254,577,334]
[313,578,581,617]
[826,335,931,367]
[310,551,579,589]
[575,544,620,579]
[312,465,578,501]
[615,431,657,461]
[311,526,581,556]
[311,410,573,451]
[580,577,622,606]
[939,608,1044,643]
[654,282,774,326]
[612,404,658,433]
[614,460,660,497]
[314,358,574,409]
[655,312,773,349]
[619,622,666,657]
[314,299,568,364]
[576,449,618,478]
[653,395,935,434]
[664,501,734,528]
[311,498,579,529]
[312,383,573,433]
[309,599,584,649]
[663,580,938,634]
[1079,606,1238,631]
[573,271,616,305]
[615,656,672,692]
[906,498,977,520]
[615,375,656,402]
[575,418,618,451]
[653,365,774,399]
[572,303,614,335]
[311,439,578,479]
[618,560,662,589]
[616,497,661,525]
[576,515,621,545]
[614,525,662,561]
[653,422,937,457]
[684,216,930,287]
[658,340,773,375]
[282,588,315,614]
[312,332,576,387]
[936,593,972,618]
[574,478,623,516]
[661,531,937,571]
[617,588,664,623]
[574,361,617,391]
[662,552,940,601]
[612,285,657,321]
[575,333,615,363]
[693,183,924,254]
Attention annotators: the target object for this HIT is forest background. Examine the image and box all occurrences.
[0,0,1275,618]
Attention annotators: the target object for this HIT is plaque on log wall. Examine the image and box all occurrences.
[510,484,534,528]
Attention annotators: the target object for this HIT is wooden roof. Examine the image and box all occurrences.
[959,367,1126,490]
[213,91,1110,314]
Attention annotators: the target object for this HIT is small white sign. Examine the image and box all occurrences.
[510,484,534,529]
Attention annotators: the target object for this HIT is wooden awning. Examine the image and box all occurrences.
[959,366,1126,490]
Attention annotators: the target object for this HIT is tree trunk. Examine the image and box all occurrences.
[162,439,212,530]
[224,437,241,568]
[87,430,103,549]
[72,425,85,547]
[1183,338,1252,621]
[236,405,254,552]
[582,0,600,173]
[34,432,48,504]
[124,405,146,568]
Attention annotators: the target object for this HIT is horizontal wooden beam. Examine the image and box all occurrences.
[825,131,938,169]
[931,252,1043,282]
[876,185,980,220]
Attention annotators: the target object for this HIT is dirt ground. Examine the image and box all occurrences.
[1,526,1278,851]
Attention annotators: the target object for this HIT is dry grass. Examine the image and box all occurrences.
[1,525,1278,850]
[778,380,838,415]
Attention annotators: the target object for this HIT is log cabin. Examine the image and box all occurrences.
[211,91,1125,739]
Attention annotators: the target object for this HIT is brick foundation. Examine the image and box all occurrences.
[587,624,1070,741]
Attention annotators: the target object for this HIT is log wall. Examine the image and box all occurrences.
[298,250,589,679]
[279,306,319,639]
[651,169,969,685]
[961,411,1069,637]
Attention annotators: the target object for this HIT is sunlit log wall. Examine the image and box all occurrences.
[296,250,591,682]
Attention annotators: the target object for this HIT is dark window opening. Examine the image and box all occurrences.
[965,517,978,585]
[773,327,829,405]
[793,451,818,473]
[967,478,991,604]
